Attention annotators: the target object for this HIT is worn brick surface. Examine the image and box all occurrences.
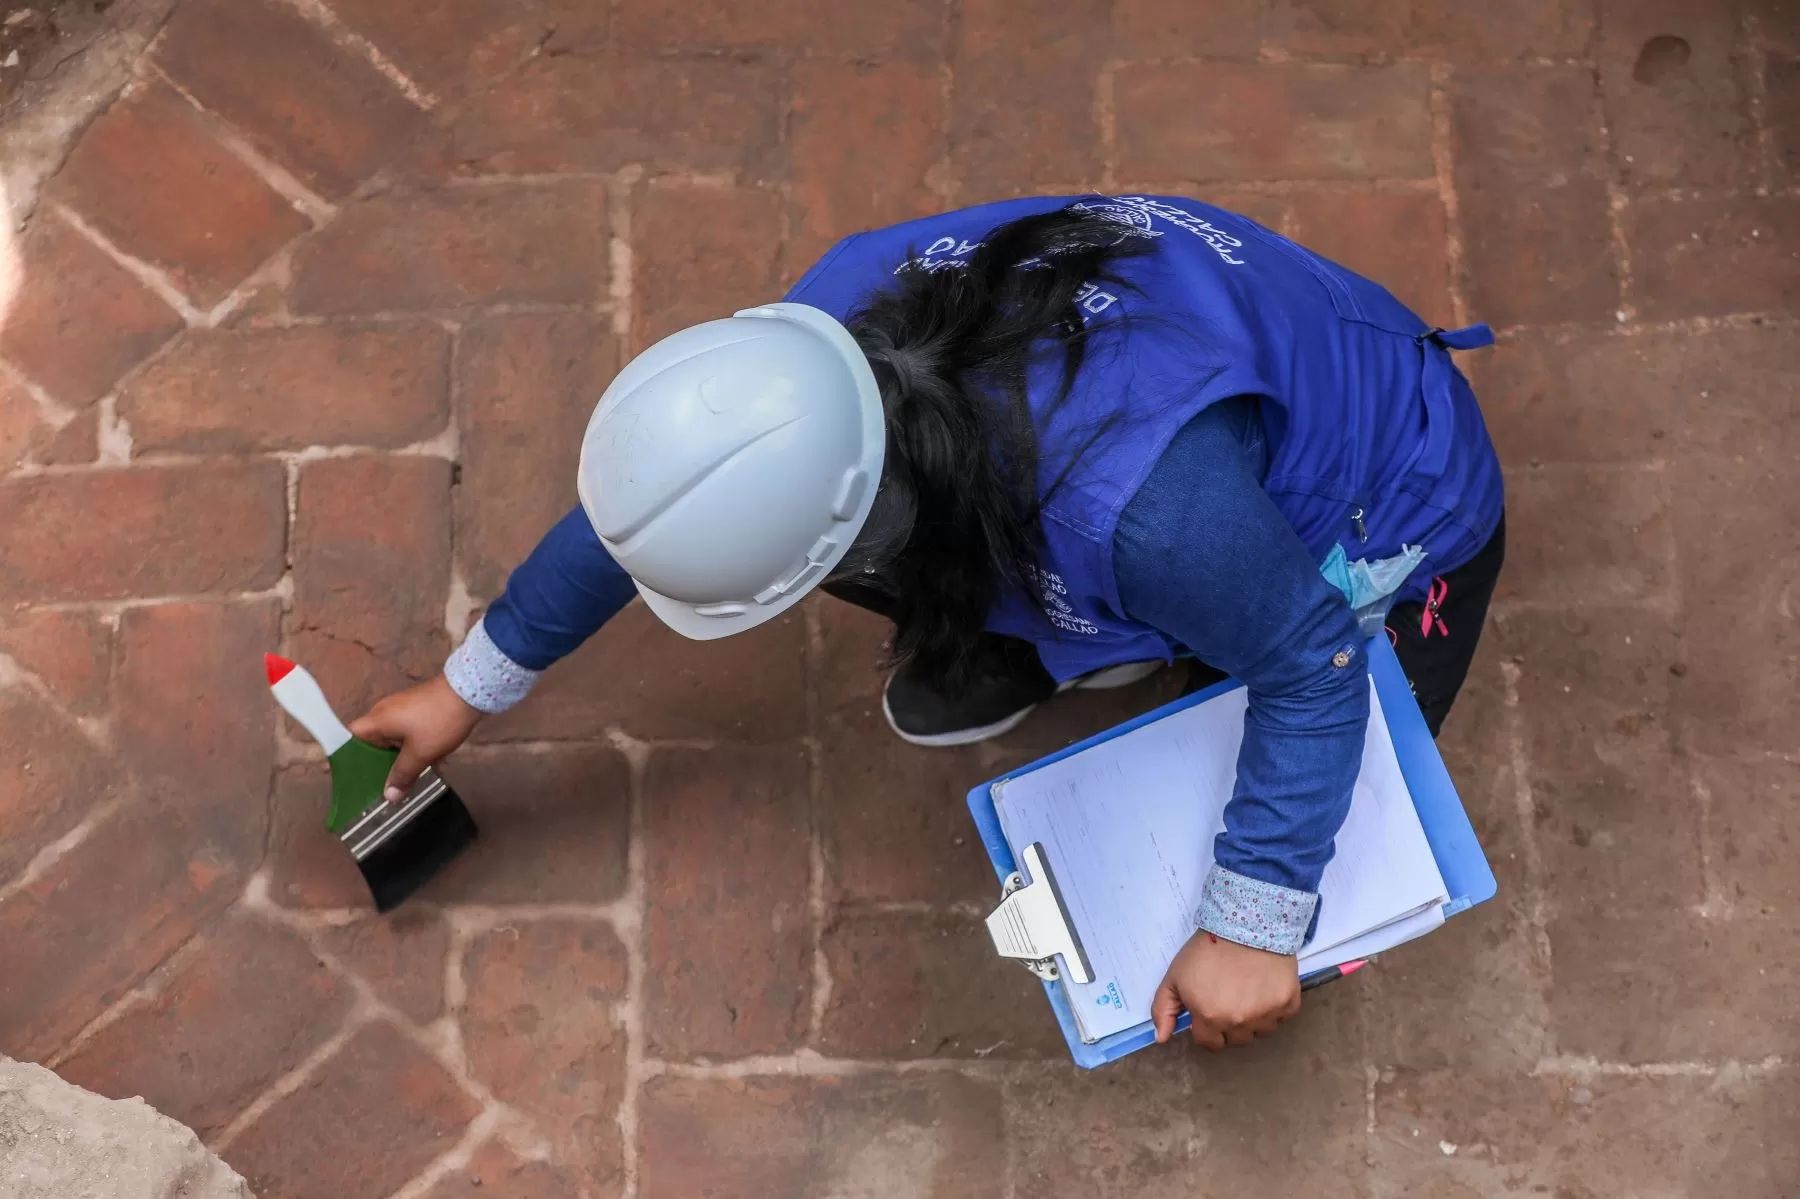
[788,59,946,274]
[476,602,808,744]
[640,1074,1005,1199]
[1699,752,1800,916]
[114,600,281,864]
[0,213,184,406]
[421,1139,592,1199]
[0,803,239,1060]
[643,746,810,1058]
[1450,67,1620,326]
[153,0,424,200]
[633,181,785,352]
[1475,324,1800,465]
[317,910,450,1024]
[0,608,113,716]
[52,80,309,306]
[291,183,609,314]
[291,455,451,718]
[325,0,608,100]
[1112,0,1262,58]
[819,910,1066,1058]
[440,54,784,180]
[952,0,1107,196]
[1599,0,1757,190]
[1496,463,1673,605]
[224,1022,480,1199]
[55,914,351,1139]
[1286,189,1454,327]
[462,921,628,1190]
[0,694,119,885]
[614,0,942,57]
[267,765,373,910]
[456,312,613,600]
[1118,63,1435,183]
[420,744,631,905]
[0,463,286,603]
[1374,1070,1800,1197]
[120,323,450,454]
[1626,194,1800,320]
[1667,451,1800,754]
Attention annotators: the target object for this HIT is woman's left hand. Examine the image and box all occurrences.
[1151,929,1301,1050]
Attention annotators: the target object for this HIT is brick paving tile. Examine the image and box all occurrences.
[324,0,608,102]
[1626,193,1800,320]
[421,1138,593,1199]
[223,1021,480,1199]
[1112,0,1262,59]
[1473,324,1800,466]
[0,695,119,884]
[1286,191,1455,329]
[787,60,946,272]
[0,463,286,604]
[1117,62,1435,184]
[291,455,452,718]
[474,602,808,744]
[115,600,281,864]
[455,312,613,601]
[1496,462,1674,606]
[951,0,1108,196]
[50,80,310,307]
[316,908,451,1025]
[0,802,239,1061]
[461,920,628,1191]
[639,1073,1005,1199]
[267,765,378,911]
[1374,1069,1800,1196]
[419,744,631,906]
[633,181,785,352]
[152,0,424,200]
[0,608,113,717]
[818,909,1067,1058]
[119,322,450,454]
[642,745,811,1058]
[613,0,943,58]
[1771,45,1800,182]
[1598,0,1759,190]
[438,54,784,181]
[291,182,610,315]
[55,913,351,1139]
[1448,66,1620,326]
[0,213,184,407]
[1698,752,1800,916]
[1667,450,1800,755]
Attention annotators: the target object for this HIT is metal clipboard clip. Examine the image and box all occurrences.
[985,841,1094,984]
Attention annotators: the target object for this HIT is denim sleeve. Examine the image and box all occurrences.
[443,505,637,712]
[1113,399,1369,954]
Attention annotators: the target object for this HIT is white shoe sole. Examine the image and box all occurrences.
[882,660,1164,748]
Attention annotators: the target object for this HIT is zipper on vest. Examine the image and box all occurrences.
[1351,505,1368,543]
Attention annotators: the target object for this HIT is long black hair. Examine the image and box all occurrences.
[835,206,1153,689]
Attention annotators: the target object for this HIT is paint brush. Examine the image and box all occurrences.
[266,653,476,912]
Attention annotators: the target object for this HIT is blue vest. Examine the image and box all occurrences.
[785,195,1504,682]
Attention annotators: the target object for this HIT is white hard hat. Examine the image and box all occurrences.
[576,302,885,640]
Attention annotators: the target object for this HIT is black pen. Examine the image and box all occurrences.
[1300,959,1367,992]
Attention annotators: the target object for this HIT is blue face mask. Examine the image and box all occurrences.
[1319,544,1427,638]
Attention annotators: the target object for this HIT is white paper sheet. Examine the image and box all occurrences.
[992,681,1447,1043]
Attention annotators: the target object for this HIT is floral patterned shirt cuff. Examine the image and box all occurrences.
[443,618,541,715]
[1195,864,1317,956]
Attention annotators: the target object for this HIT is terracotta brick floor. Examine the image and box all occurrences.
[3,1,1798,1195]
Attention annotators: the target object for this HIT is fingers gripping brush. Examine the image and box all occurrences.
[265,654,476,912]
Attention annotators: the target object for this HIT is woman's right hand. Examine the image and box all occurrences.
[349,675,484,800]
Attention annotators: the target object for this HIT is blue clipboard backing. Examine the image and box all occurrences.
[964,635,1497,1069]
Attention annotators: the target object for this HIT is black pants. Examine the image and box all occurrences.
[1183,514,1506,738]
[826,514,1506,739]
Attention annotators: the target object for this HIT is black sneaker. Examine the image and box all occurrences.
[882,635,1058,747]
[881,639,1165,747]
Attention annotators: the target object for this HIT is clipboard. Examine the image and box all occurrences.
[964,634,1497,1068]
